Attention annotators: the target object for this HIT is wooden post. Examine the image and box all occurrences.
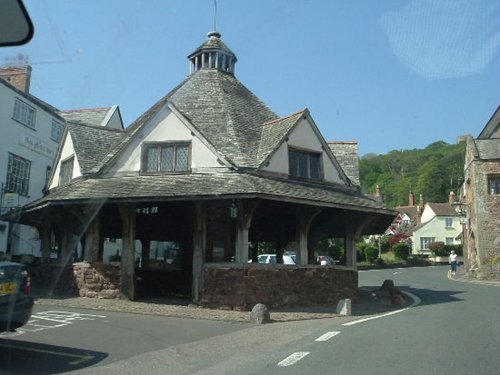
[192,202,206,303]
[119,203,136,300]
[84,214,101,263]
[345,227,356,268]
[39,224,51,264]
[234,200,258,264]
[141,236,151,269]
[296,206,322,265]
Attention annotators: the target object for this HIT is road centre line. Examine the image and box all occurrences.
[342,290,421,326]
[278,352,310,367]
[315,331,340,342]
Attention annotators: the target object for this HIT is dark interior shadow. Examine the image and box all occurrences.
[0,338,108,374]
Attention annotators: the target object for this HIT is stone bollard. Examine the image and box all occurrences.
[380,279,394,293]
[250,303,271,324]
[336,298,352,316]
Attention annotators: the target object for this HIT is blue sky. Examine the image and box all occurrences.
[1,0,499,156]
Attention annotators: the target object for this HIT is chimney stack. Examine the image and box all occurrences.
[375,185,383,202]
[416,194,424,225]
[409,191,415,206]
[0,65,32,93]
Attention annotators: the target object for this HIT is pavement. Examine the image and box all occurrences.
[448,265,500,287]
[32,286,405,323]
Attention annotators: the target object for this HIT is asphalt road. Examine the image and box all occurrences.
[1,265,499,375]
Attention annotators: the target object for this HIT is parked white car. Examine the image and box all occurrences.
[250,254,296,265]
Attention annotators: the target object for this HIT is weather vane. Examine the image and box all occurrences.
[213,0,217,31]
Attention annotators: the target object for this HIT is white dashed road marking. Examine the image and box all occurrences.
[278,352,310,367]
[315,331,340,342]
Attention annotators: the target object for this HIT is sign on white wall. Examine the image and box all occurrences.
[19,132,56,159]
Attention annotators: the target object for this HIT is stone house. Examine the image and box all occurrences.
[16,32,396,309]
[462,105,500,270]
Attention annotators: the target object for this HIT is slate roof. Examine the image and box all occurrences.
[474,139,500,160]
[478,105,500,139]
[67,122,124,174]
[26,172,393,215]
[328,142,360,186]
[59,107,115,127]
[168,69,279,166]
[188,32,236,60]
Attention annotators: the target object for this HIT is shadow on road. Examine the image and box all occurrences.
[0,338,108,374]
[355,285,465,316]
[400,286,466,306]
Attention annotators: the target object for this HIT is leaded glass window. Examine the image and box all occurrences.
[143,143,190,173]
[288,148,322,180]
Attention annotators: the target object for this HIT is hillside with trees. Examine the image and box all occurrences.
[359,141,466,207]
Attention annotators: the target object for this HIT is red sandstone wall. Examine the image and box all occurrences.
[201,265,358,310]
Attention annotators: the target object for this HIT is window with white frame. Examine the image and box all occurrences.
[420,237,435,250]
[51,120,64,143]
[488,175,500,195]
[288,148,322,180]
[445,217,453,228]
[6,153,31,196]
[445,237,454,245]
[142,142,190,173]
[13,98,36,129]
[59,156,74,186]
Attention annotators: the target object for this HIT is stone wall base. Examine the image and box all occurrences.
[201,265,358,310]
[28,262,121,299]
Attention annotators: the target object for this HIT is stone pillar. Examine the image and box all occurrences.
[192,202,206,303]
[119,203,136,300]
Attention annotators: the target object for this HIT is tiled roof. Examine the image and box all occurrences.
[428,203,457,216]
[59,107,114,127]
[67,122,125,174]
[395,206,419,220]
[27,172,396,215]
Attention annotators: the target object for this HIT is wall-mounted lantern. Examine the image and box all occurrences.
[230,200,238,218]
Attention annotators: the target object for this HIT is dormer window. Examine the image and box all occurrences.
[142,142,190,173]
[288,148,322,180]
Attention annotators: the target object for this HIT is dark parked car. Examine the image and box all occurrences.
[0,261,33,332]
